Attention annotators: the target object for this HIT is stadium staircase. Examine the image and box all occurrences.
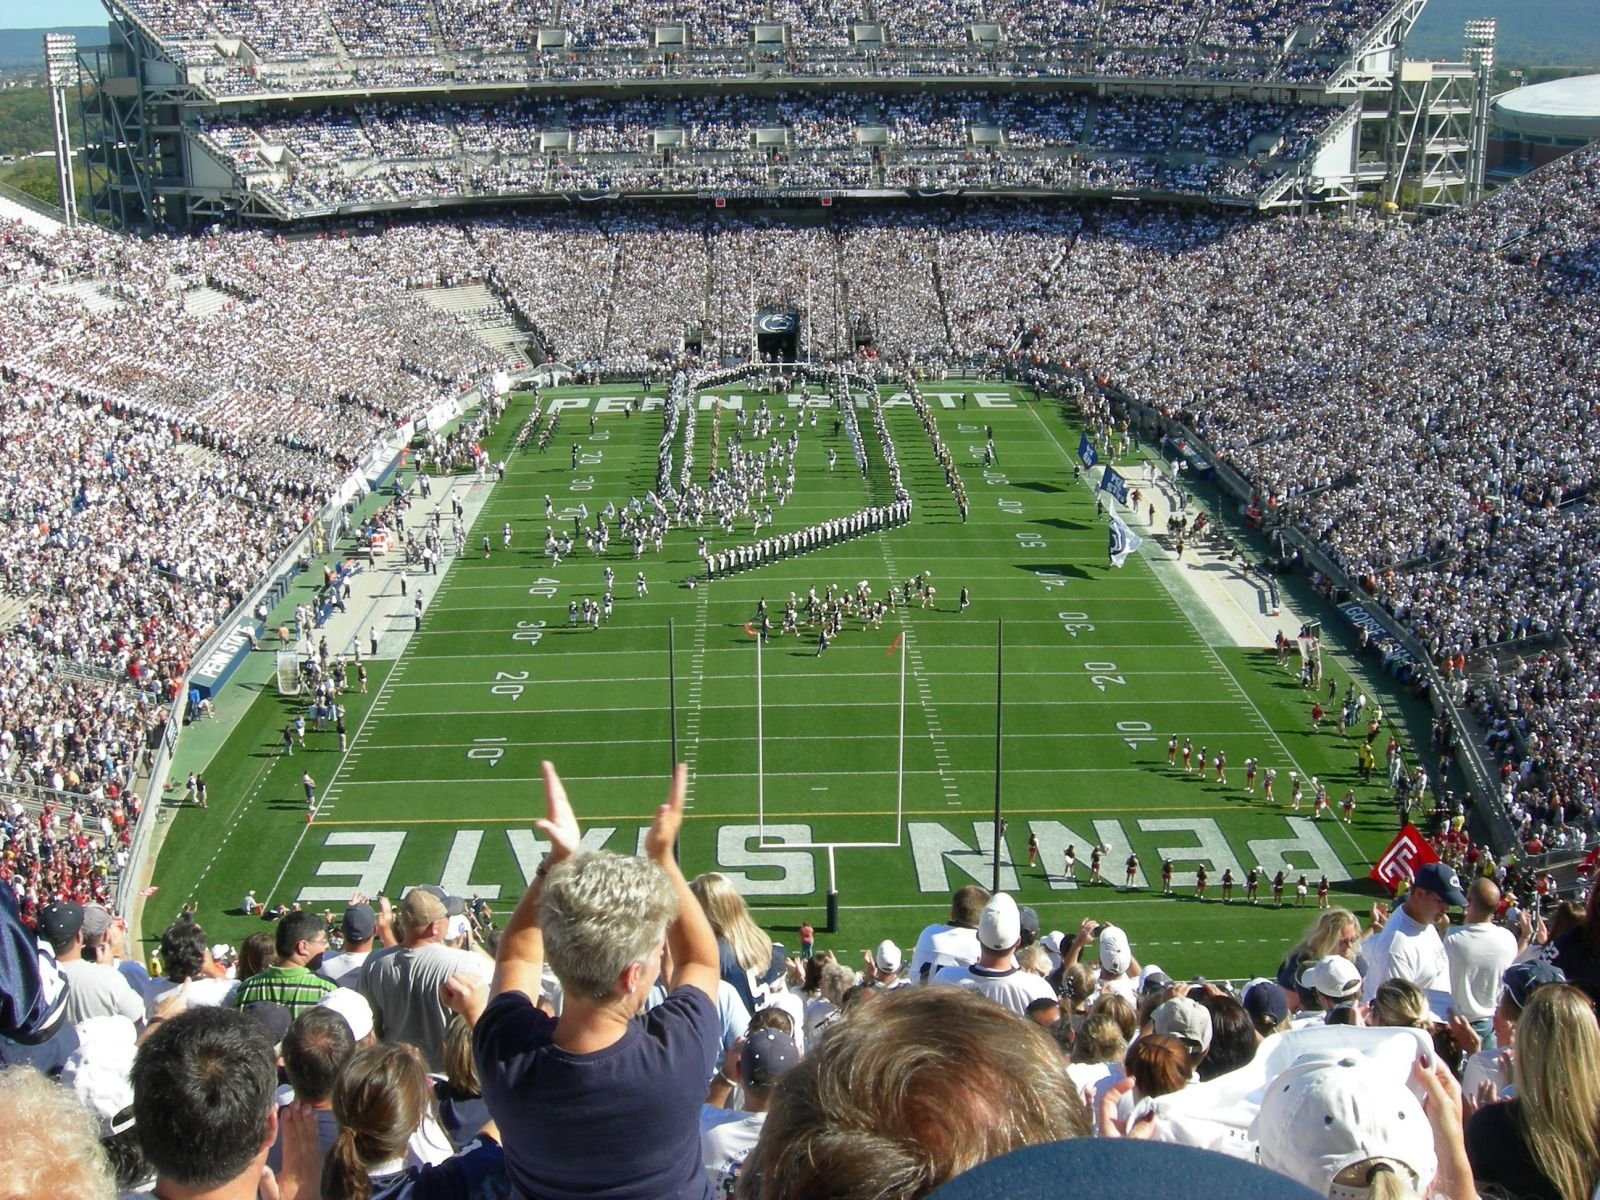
[423,1,446,54]
[1256,101,1362,208]
[42,279,122,314]
[0,187,66,234]
[599,243,624,357]
[930,245,956,349]
[181,282,235,319]
[0,589,33,633]
[415,283,535,366]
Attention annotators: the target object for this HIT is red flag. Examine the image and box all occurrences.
[1369,824,1438,892]
[886,633,903,656]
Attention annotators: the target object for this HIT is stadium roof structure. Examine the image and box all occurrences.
[1492,75,1600,141]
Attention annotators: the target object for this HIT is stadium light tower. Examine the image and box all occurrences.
[44,33,80,228]
[1463,19,1497,204]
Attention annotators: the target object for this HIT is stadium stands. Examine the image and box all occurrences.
[10,2,1600,1195]
[190,93,1341,215]
[107,0,1397,93]
[6,144,1600,870]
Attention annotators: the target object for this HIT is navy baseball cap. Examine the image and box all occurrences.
[1242,979,1290,1027]
[741,1028,799,1088]
[340,902,376,941]
[35,902,85,951]
[1411,863,1468,907]
[1502,960,1565,1010]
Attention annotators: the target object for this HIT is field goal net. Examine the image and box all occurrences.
[276,650,303,695]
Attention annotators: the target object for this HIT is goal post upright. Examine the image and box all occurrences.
[753,618,909,935]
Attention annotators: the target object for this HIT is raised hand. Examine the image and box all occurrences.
[643,764,688,864]
[535,760,581,862]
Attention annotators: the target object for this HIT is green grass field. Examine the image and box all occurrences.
[149,381,1421,981]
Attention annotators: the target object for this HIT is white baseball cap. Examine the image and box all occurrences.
[62,1016,138,1137]
[1298,956,1362,1001]
[1254,1054,1436,1197]
[977,894,1022,952]
[873,940,902,973]
[1098,924,1132,975]
[315,987,375,1042]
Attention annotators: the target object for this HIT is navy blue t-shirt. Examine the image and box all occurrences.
[434,1080,491,1152]
[369,1139,510,1200]
[474,985,719,1200]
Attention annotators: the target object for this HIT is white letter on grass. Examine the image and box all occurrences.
[296,832,406,903]
[715,824,815,896]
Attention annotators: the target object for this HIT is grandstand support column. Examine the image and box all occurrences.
[44,34,79,229]
[1326,0,1430,95]
[82,13,216,232]
[1383,58,1483,212]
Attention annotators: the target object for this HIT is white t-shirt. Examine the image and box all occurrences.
[1362,905,1448,1002]
[646,978,749,1057]
[910,923,980,984]
[1097,973,1138,1006]
[318,949,371,988]
[1066,1060,1122,1114]
[145,975,238,1018]
[1443,922,1517,1022]
[701,1108,766,1194]
[930,962,1055,1016]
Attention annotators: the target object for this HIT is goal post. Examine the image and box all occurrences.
[752,628,908,930]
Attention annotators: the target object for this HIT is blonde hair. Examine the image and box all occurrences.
[690,872,773,974]
[1512,985,1600,1200]
[1370,979,1429,1029]
[441,1013,479,1097]
[1016,945,1051,976]
[1290,907,1360,962]
[1072,1012,1127,1065]
[1331,1162,1421,1200]
[324,1045,433,1200]
[1090,991,1137,1043]
[0,1065,116,1200]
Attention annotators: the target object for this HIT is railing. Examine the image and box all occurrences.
[0,181,68,226]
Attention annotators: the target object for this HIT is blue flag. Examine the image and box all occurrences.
[1077,432,1098,469]
[1099,466,1128,505]
[1109,514,1142,568]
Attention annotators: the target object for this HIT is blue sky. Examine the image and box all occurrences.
[8,1,111,29]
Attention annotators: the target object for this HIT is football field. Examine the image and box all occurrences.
[152,380,1414,980]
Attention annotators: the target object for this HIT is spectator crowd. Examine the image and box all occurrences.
[6,766,1600,1200]
[194,91,1340,216]
[111,0,1394,95]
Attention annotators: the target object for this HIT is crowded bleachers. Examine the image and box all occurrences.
[105,0,1397,94]
[6,0,1600,1177]
[193,92,1338,215]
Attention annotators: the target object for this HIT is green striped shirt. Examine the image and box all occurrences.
[231,964,337,1017]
